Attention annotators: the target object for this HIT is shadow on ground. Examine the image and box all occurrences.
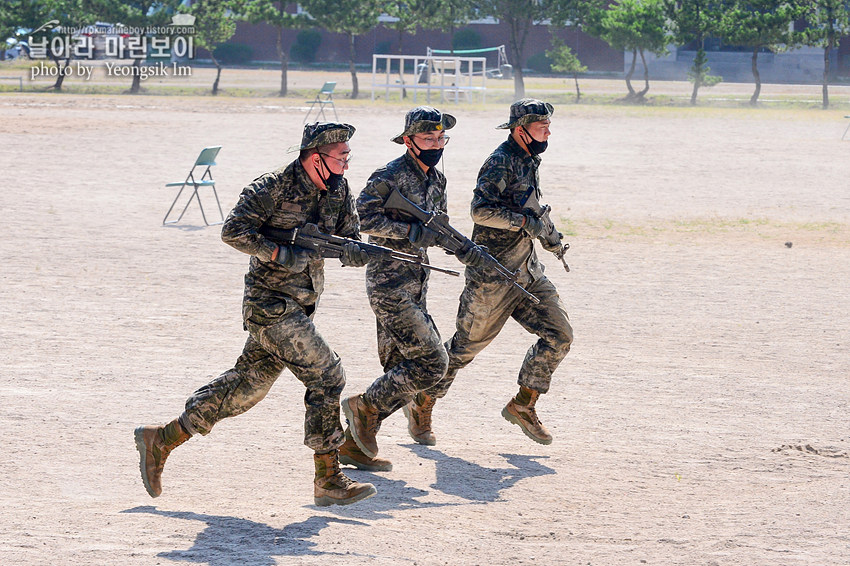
[122,506,369,565]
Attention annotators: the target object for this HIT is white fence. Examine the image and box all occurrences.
[371,54,487,104]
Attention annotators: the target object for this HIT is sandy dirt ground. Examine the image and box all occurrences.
[1,80,849,565]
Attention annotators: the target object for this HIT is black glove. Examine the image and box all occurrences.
[407,222,439,249]
[340,241,370,267]
[274,245,314,273]
[457,244,486,268]
[521,214,545,239]
[539,232,565,254]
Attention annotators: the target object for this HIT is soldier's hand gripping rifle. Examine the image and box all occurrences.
[382,189,540,304]
[260,223,460,277]
[521,190,570,273]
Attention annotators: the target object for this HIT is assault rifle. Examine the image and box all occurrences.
[521,191,570,273]
[382,189,540,304]
[260,223,460,277]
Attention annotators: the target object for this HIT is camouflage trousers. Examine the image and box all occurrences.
[181,298,345,453]
[363,289,449,422]
[430,275,572,398]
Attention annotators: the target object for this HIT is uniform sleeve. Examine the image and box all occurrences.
[220,173,280,262]
[470,154,525,231]
[356,176,413,240]
[335,181,361,240]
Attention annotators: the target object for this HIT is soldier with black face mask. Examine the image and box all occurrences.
[134,122,378,507]
[420,99,574,447]
[340,107,486,469]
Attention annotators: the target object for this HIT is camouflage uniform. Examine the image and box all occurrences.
[356,151,449,421]
[181,145,360,453]
[432,117,573,399]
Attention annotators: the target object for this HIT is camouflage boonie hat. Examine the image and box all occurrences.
[288,122,356,152]
[391,106,456,144]
[496,98,554,129]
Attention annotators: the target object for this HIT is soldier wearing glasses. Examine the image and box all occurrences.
[340,107,485,469]
[134,122,378,507]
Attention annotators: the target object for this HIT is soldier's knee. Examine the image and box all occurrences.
[419,346,449,386]
[551,319,574,355]
[323,357,346,394]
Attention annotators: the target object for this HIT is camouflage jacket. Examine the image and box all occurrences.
[221,159,360,320]
[356,151,447,296]
[468,136,545,285]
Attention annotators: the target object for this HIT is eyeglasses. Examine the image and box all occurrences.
[413,134,450,149]
[318,152,352,166]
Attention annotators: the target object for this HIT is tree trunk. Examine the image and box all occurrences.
[397,28,407,98]
[625,48,637,99]
[49,55,70,91]
[129,58,142,94]
[349,33,359,99]
[690,47,704,106]
[750,48,760,106]
[211,54,222,95]
[823,39,832,110]
[636,48,650,99]
[573,73,581,103]
[277,25,288,97]
[508,18,528,100]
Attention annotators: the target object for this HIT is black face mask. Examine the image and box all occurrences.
[316,155,344,192]
[522,126,548,156]
[411,139,444,168]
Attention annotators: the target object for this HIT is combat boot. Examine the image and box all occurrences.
[501,387,553,445]
[339,429,392,472]
[402,392,436,446]
[341,394,380,458]
[313,450,377,506]
[134,418,192,497]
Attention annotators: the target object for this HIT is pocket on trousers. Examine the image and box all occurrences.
[459,289,492,343]
[244,298,290,328]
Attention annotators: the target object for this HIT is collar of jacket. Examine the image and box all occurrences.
[402,149,435,181]
[506,134,542,166]
[293,157,329,195]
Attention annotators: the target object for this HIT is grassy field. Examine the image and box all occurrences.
[4,57,850,109]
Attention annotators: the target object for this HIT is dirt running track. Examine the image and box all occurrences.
[1,92,848,565]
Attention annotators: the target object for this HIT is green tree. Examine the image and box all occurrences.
[300,0,382,99]
[478,0,549,99]
[384,0,442,97]
[85,0,181,94]
[239,0,308,96]
[547,36,587,102]
[591,0,668,102]
[0,0,45,61]
[802,0,850,109]
[433,0,477,55]
[664,0,725,105]
[721,0,804,106]
[185,0,237,95]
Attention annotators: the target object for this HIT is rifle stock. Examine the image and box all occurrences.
[382,189,540,304]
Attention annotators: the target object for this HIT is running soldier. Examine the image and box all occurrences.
[341,107,485,467]
[134,122,377,506]
[424,99,574,445]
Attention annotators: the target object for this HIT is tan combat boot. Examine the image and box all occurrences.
[134,418,192,497]
[501,387,553,445]
[313,450,377,506]
[341,394,380,458]
[339,429,393,472]
[402,392,436,446]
